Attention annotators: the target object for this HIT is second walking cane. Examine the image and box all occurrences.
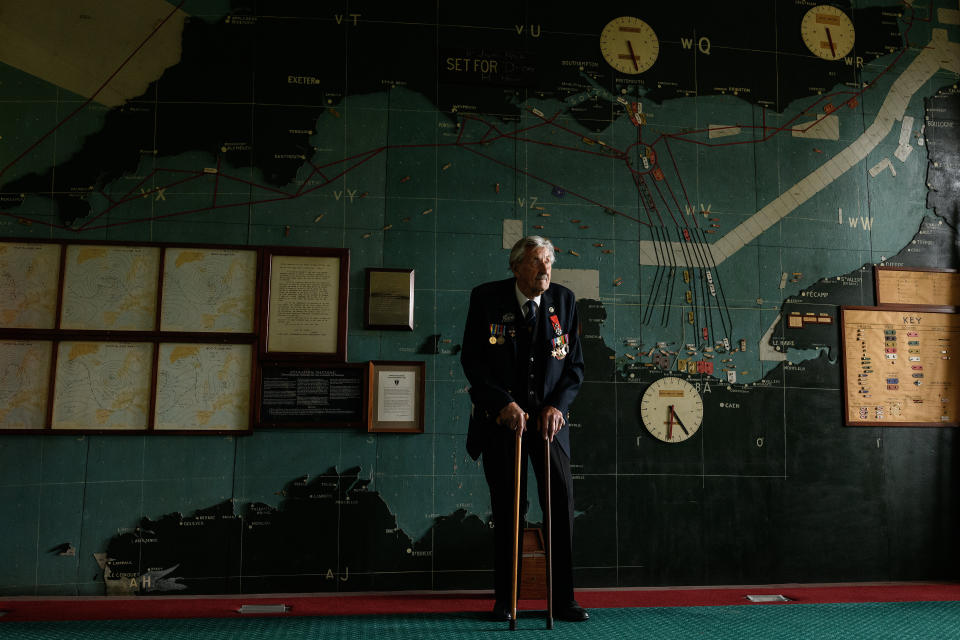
[509,426,522,630]
[544,434,554,630]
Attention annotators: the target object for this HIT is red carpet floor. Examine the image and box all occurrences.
[2,582,959,622]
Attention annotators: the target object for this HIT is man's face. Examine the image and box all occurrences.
[513,245,552,297]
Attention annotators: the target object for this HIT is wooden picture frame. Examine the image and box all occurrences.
[41,336,257,435]
[153,342,255,433]
[51,340,155,431]
[0,339,53,430]
[0,241,61,329]
[60,244,161,331]
[840,305,960,427]
[0,238,260,434]
[874,265,960,310]
[160,246,259,333]
[261,247,349,360]
[364,268,414,330]
[368,360,425,433]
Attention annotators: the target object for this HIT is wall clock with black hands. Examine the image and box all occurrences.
[599,16,659,74]
[640,376,703,443]
[800,5,855,61]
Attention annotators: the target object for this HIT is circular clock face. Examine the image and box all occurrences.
[800,5,855,61]
[599,16,659,74]
[640,376,703,443]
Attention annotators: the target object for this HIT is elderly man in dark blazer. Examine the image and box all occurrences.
[460,235,588,622]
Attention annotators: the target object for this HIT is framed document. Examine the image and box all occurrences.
[60,244,161,331]
[262,248,349,359]
[364,268,414,330]
[0,242,61,329]
[0,340,53,430]
[160,247,258,333]
[258,361,367,428]
[874,266,960,310]
[154,342,253,432]
[51,341,154,431]
[840,306,960,427]
[368,360,425,433]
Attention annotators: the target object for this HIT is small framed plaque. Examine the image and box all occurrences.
[368,360,425,433]
[364,268,414,330]
[262,247,349,359]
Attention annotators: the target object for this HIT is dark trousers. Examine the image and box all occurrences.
[482,422,576,606]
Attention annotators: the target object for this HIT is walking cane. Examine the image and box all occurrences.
[509,424,523,631]
[544,433,553,630]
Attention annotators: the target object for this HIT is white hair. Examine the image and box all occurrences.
[509,235,556,271]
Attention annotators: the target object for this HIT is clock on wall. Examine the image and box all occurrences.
[640,376,703,443]
[599,16,659,74]
[800,5,856,61]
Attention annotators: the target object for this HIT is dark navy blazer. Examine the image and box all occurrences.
[460,277,585,459]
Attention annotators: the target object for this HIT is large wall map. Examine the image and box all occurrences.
[1,0,960,595]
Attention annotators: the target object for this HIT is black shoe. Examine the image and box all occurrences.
[491,602,513,621]
[555,603,589,622]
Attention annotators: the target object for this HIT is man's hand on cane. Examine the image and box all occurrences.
[498,402,528,433]
[539,406,565,443]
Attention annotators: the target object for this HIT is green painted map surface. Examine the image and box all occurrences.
[1,0,959,594]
